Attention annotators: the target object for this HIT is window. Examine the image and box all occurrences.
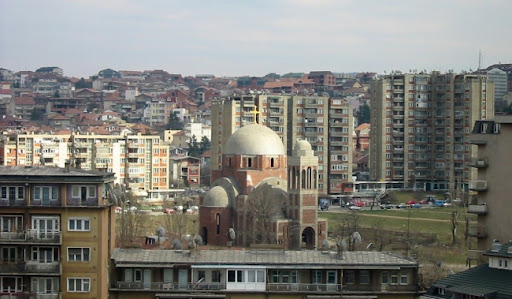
[1,276,23,293]
[227,270,243,282]
[67,278,90,292]
[68,248,90,262]
[345,271,355,284]
[360,271,370,284]
[34,186,58,201]
[0,186,24,200]
[391,272,398,284]
[381,271,388,284]
[400,272,408,285]
[212,270,221,283]
[135,269,142,282]
[327,271,336,284]
[312,270,322,284]
[68,218,90,232]
[198,270,205,281]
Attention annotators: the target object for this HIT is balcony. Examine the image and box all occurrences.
[467,226,488,238]
[269,101,280,108]
[0,230,61,245]
[468,204,487,214]
[0,198,27,207]
[468,157,488,168]
[468,137,487,145]
[0,261,61,275]
[330,122,344,127]
[469,180,488,191]
[114,281,219,291]
[393,105,404,111]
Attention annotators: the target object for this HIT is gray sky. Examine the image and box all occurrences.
[1,0,511,78]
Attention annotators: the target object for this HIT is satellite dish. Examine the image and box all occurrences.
[172,239,182,250]
[228,228,236,240]
[337,239,348,250]
[156,226,166,237]
[322,239,330,250]
[195,235,204,246]
[352,232,362,244]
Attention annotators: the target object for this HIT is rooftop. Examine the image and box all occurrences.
[111,248,418,268]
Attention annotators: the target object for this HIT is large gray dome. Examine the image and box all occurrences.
[224,124,285,155]
[203,186,229,207]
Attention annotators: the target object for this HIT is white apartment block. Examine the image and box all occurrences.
[0,132,171,194]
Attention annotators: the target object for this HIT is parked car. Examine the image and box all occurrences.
[411,203,422,208]
[380,204,392,209]
[396,203,407,209]
[405,200,417,205]
[419,199,427,204]
[443,202,452,207]
[433,200,446,207]
[164,208,176,214]
[151,206,163,212]
[349,205,362,211]
[354,202,365,207]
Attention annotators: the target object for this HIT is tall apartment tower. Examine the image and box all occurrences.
[467,116,512,255]
[211,94,353,196]
[370,72,494,191]
[0,166,115,298]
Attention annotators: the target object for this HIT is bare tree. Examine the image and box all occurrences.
[246,183,287,245]
[371,220,394,251]
[451,210,459,246]
[113,186,146,247]
[335,211,360,251]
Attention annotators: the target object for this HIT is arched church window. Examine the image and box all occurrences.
[270,158,275,168]
[248,158,252,168]
[302,169,306,189]
[216,214,220,235]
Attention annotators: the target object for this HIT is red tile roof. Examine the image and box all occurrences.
[14,96,35,105]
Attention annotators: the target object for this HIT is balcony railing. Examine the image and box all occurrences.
[468,157,488,168]
[0,261,61,275]
[0,292,61,299]
[113,281,342,292]
[267,283,341,292]
[0,230,61,244]
[468,226,488,238]
[469,180,488,191]
[468,204,487,214]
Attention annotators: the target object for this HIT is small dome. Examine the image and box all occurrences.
[203,186,229,207]
[224,124,285,155]
[294,140,312,151]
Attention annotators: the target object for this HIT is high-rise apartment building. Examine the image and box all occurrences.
[0,133,170,198]
[0,166,115,298]
[467,116,512,252]
[370,72,494,191]
[211,94,353,196]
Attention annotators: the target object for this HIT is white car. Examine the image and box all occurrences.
[349,205,362,211]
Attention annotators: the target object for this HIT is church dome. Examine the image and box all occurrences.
[294,140,312,151]
[224,124,285,155]
[203,186,229,207]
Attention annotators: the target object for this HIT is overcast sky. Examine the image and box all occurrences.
[1,0,511,78]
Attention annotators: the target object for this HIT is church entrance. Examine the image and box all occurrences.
[202,227,208,245]
[302,227,315,249]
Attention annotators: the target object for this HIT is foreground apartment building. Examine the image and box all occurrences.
[370,72,494,191]
[211,94,353,196]
[0,132,170,199]
[110,248,419,299]
[0,166,115,298]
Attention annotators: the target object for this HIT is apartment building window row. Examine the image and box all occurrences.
[68,218,90,231]
[68,247,90,262]
[68,277,90,292]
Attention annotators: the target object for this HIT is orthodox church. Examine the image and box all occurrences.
[199,124,327,250]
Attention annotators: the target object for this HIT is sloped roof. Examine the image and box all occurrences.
[425,263,512,298]
[14,96,35,105]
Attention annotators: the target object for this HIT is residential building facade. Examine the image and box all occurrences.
[467,116,512,254]
[109,248,420,299]
[370,72,494,191]
[0,166,115,298]
[0,132,170,193]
